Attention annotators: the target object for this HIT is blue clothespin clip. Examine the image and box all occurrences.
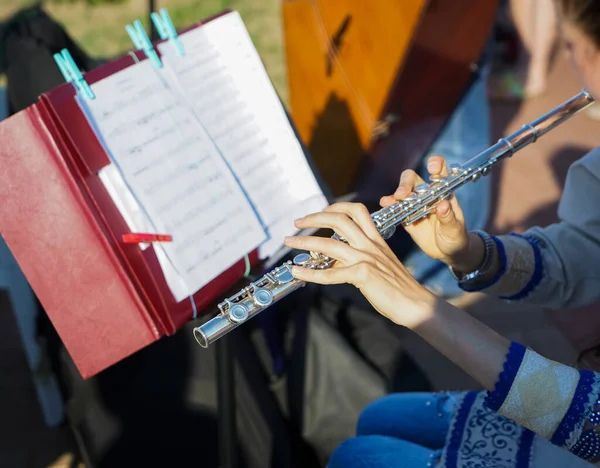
[151,8,185,56]
[53,49,95,100]
[125,19,162,68]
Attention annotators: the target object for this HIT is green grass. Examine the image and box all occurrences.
[0,0,288,101]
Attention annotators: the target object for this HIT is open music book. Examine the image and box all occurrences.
[84,11,328,302]
[0,9,330,377]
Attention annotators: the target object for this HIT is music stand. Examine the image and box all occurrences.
[143,3,237,465]
[148,0,158,40]
[216,334,238,468]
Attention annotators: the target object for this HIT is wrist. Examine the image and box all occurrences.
[410,298,512,390]
[449,231,486,274]
[391,288,438,330]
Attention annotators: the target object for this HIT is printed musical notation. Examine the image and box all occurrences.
[157,11,328,258]
[83,60,267,301]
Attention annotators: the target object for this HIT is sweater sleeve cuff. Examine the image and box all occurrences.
[460,233,543,300]
[484,341,526,411]
[485,344,581,440]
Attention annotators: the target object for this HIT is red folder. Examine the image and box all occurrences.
[0,11,259,378]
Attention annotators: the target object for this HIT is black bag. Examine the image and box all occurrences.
[250,283,431,466]
[0,3,104,114]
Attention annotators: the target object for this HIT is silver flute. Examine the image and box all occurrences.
[193,89,594,348]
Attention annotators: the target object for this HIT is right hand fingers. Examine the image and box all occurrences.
[435,200,463,232]
[426,155,448,178]
[433,200,469,258]
[380,156,451,207]
[380,169,426,207]
[427,156,466,228]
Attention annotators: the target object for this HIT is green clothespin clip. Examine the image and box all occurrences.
[151,8,184,56]
[125,19,162,68]
[53,49,95,100]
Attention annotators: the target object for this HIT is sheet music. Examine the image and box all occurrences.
[98,164,191,299]
[81,60,267,302]
[157,11,328,258]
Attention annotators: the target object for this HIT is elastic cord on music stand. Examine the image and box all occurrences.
[128,51,140,64]
[188,253,250,319]
[243,254,251,278]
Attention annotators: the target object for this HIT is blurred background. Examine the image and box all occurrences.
[2,1,600,467]
[0,0,289,99]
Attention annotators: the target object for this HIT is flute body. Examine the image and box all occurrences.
[193,89,594,348]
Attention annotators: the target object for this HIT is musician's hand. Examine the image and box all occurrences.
[284,203,513,393]
[379,156,483,273]
[283,203,436,329]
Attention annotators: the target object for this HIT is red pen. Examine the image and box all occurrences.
[122,233,173,244]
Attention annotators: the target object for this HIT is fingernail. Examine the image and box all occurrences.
[291,266,302,275]
[284,236,293,243]
[294,217,304,224]
[428,161,440,172]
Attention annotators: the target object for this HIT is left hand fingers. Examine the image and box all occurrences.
[323,202,388,249]
[292,261,399,291]
[284,236,358,264]
[294,211,374,251]
[285,235,396,277]
[291,264,354,286]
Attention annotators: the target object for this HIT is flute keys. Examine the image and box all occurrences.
[228,303,249,323]
[253,288,274,307]
[293,253,312,266]
[381,226,396,240]
[274,265,295,283]
[449,163,461,175]
[415,183,429,195]
[332,232,347,243]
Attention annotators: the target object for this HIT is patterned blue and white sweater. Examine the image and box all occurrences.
[439,343,600,467]
[438,149,600,467]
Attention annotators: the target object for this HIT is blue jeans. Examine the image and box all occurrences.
[404,65,492,298]
[328,392,458,468]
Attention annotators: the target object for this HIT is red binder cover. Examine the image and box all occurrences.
[0,11,259,378]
